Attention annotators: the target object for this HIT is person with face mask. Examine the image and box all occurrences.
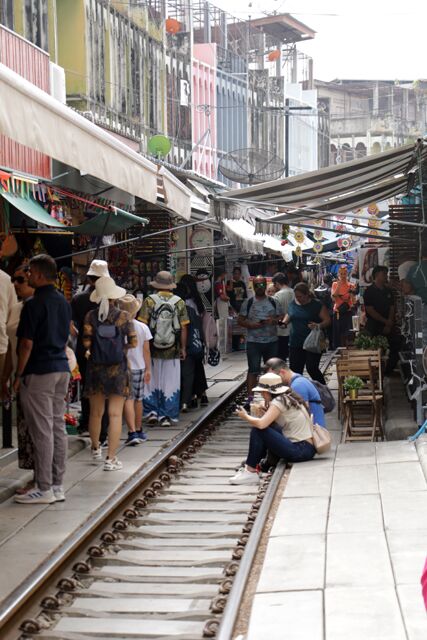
[238,275,282,399]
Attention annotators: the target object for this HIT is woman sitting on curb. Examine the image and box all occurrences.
[229,372,316,485]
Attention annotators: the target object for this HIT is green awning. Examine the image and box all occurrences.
[1,190,148,236]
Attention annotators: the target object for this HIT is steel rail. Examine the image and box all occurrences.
[216,460,286,640]
[0,377,245,634]
[215,354,334,639]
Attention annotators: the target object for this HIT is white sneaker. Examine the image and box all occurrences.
[104,457,123,471]
[52,485,65,502]
[91,447,102,462]
[146,413,158,425]
[15,487,56,504]
[229,467,259,485]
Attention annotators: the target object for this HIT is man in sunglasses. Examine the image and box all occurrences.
[238,276,282,399]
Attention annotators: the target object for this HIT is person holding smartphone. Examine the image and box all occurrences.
[238,276,282,399]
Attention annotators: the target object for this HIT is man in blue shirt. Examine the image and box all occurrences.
[14,254,71,504]
[265,357,326,428]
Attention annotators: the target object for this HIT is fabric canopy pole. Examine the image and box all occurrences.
[0,64,191,220]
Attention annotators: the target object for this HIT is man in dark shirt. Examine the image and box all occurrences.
[14,254,71,504]
[71,259,109,437]
[363,265,400,375]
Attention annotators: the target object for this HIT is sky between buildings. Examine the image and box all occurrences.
[214,0,427,82]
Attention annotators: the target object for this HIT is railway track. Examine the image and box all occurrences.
[1,356,333,640]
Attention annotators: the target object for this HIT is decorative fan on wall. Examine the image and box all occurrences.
[218,148,285,185]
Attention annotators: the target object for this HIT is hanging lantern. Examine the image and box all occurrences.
[268,49,281,62]
[294,230,305,244]
[166,17,181,34]
[313,242,323,253]
[313,229,323,241]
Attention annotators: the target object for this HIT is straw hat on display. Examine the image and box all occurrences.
[90,276,127,321]
[150,271,176,290]
[87,259,110,278]
[252,373,289,395]
[117,293,142,319]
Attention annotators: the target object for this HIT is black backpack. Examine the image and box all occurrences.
[91,314,125,366]
[186,305,204,357]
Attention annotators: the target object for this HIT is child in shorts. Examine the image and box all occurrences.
[118,295,152,445]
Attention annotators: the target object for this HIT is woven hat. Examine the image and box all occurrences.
[87,259,110,278]
[252,372,289,395]
[151,270,176,290]
[117,293,142,318]
[90,276,127,322]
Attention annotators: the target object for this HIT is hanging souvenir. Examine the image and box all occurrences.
[268,49,281,61]
[313,242,323,253]
[336,215,346,221]
[281,224,290,240]
[369,229,380,236]
[335,224,347,233]
[351,218,359,228]
[337,237,352,250]
[368,217,381,229]
[367,202,379,216]
[313,219,325,227]
[293,230,305,244]
[294,246,302,258]
[313,229,323,241]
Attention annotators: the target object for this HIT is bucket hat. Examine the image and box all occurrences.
[252,372,289,395]
[151,271,176,291]
[117,293,142,318]
[87,259,110,278]
[90,276,126,303]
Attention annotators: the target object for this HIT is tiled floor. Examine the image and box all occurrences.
[247,437,427,640]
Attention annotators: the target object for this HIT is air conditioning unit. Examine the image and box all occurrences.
[49,62,66,104]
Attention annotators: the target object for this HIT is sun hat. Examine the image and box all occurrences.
[150,270,176,290]
[252,372,289,395]
[117,293,142,318]
[90,276,127,321]
[87,259,110,278]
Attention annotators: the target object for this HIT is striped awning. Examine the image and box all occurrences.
[213,141,426,222]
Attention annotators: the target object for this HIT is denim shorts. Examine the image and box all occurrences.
[246,341,278,374]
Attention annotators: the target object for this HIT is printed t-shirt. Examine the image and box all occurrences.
[239,296,280,344]
[228,279,247,313]
[288,299,322,348]
[139,291,189,359]
[363,284,394,335]
[271,396,313,442]
[331,280,354,313]
[290,373,326,428]
[127,320,152,371]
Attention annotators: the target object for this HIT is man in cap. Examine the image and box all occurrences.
[71,259,110,438]
[139,271,189,427]
[238,275,282,399]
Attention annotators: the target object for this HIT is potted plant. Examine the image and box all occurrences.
[343,375,364,400]
[354,332,388,354]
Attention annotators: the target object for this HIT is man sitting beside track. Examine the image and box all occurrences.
[265,358,326,428]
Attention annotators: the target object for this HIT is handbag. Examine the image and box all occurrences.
[301,405,332,454]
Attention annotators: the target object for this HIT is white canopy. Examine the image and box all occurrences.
[0,63,192,220]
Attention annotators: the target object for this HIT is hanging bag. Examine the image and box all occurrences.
[303,325,327,354]
[301,405,332,454]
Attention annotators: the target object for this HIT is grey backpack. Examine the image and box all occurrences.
[149,294,181,350]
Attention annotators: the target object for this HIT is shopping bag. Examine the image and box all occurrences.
[303,326,327,354]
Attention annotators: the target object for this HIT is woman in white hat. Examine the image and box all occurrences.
[229,372,316,485]
[83,277,137,471]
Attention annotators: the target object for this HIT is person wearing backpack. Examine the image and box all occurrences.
[83,277,137,471]
[238,275,282,400]
[139,271,189,427]
[176,274,208,412]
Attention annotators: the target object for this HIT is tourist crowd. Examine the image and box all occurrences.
[0,254,408,501]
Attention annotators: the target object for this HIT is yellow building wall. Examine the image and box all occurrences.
[56,0,87,96]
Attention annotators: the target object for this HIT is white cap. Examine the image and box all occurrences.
[87,259,110,278]
[398,261,416,281]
